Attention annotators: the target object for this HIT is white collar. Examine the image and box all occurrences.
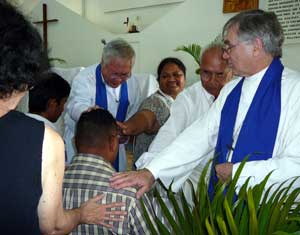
[26,113,58,131]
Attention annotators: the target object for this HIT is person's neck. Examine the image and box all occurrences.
[77,147,113,164]
[30,111,54,123]
[247,55,274,77]
[0,91,25,116]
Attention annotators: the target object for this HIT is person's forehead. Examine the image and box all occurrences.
[201,49,225,66]
[224,25,239,42]
[106,58,132,71]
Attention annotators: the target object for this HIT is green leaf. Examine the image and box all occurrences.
[224,197,238,235]
[247,188,258,235]
[216,215,228,235]
[175,44,201,68]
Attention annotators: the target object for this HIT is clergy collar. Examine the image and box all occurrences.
[244,65,269,82]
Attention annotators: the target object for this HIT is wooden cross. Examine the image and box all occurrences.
[33,3,59,51]
[123,17,129,27]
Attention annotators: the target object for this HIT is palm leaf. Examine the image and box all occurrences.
[175,44,201,65]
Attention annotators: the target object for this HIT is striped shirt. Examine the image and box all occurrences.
[63,154,155,235]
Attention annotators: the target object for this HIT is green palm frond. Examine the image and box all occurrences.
[175,44,201,74]
[142,157,300,235]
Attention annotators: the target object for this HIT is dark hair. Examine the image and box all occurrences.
[29,72,70,113]
[157,57,186,82]
[223,9,284,57]
[75,109,117,149]
[0,1,49,99]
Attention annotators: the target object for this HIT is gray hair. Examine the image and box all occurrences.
[222,9,284,57]
[101,38,135,66]
[200,39,224,63]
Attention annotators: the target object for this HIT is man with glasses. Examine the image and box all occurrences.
[64,39,142,171]
[111,10,300,200]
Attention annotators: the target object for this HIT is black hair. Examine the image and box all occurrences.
[29,72,71,113]
[0,1,49,99]
[75,109,117,150]
[157,57,186,82]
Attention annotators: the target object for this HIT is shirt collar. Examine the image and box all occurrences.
[75,153,114,169]
[201,84,215,104]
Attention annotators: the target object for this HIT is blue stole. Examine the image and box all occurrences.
[208,58,283,198]
[95,64,129,171]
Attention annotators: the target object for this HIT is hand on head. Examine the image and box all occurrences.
[110,169,155,199]
[85,105,101,113]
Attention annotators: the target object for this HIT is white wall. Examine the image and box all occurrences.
[133,0,300,85]
[30,0,114,68]
[29,0,300,85]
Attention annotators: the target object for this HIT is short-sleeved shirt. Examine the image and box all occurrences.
[133,90,174,162]
[63,153,155,235]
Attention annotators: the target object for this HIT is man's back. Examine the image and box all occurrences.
[63,154,154,235]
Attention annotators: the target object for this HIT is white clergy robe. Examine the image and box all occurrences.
[64,64,143,170]
[144,66,300,196]
[136,81,214,198]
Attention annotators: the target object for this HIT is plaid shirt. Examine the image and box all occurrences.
[63,154,155,235]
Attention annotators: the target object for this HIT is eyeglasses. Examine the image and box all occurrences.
[160,72,184,80]
[222,42,240,54]
[110,72,131,80]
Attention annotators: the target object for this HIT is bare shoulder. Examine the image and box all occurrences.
[42,126,64,158]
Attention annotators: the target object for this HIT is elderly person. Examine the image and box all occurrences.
[111,10,300,201]
[0,2,125,234]
[64,38,142,171]
[118,57,186,165]
[135,42,231,203]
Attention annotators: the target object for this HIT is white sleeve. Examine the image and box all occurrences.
[142,80,239,191]
[65,71,95,122]
[144,100,221,192]
[148,91,192,153]
[135,90,194,169]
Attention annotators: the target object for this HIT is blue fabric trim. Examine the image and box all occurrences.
[95,64,129,171]
[208,58,283,199]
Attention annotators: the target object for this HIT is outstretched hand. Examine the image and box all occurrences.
[110,169,155,199]
[79,194,127,228]
[117,121,135,136]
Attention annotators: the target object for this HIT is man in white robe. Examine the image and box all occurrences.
[110,10,300,199]
[135,43,231,201]
[64,39,142,171]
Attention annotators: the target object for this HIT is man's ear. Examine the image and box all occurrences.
[47,98,58,111]
[252,37,263,56]
[108,135,118,153]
